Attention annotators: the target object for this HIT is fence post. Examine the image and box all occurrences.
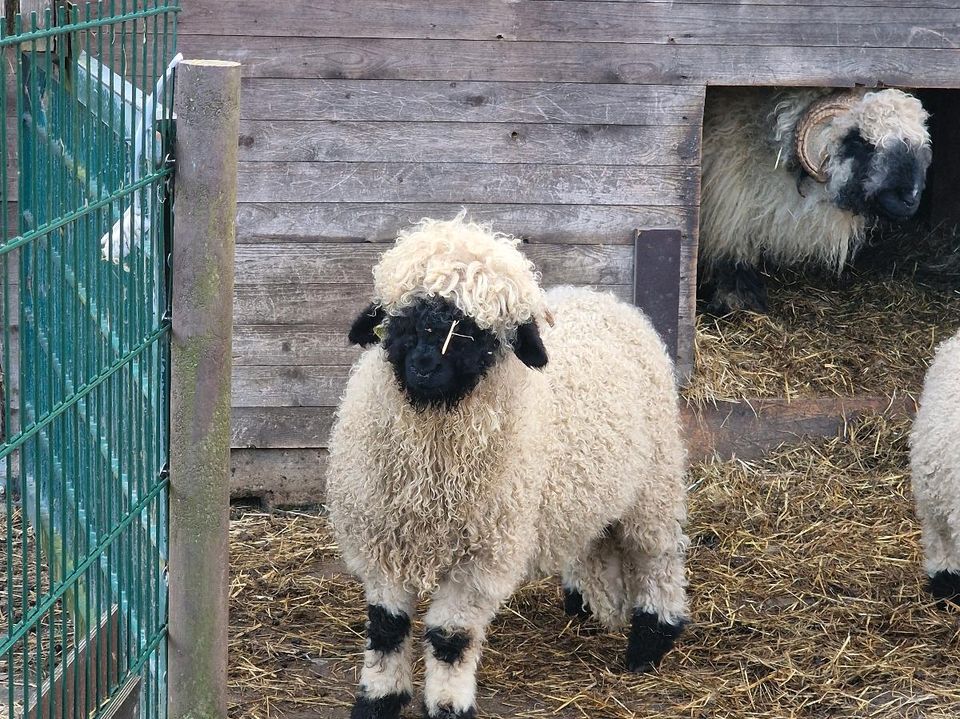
[167,59,240,719]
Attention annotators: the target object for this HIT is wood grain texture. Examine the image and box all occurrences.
[232,406,335,449]
[236,202,696,245]
[178,36,960,87]
[233,283,633,325]
[238,120,699,165]
[232,365,351,408]
[234,242,634,285]
[233,325,361,366]
[236,80,705,124]
[237,162,699,205]
[181,1,960,50]
[231,447,328,508]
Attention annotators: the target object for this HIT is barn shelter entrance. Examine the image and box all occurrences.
[683,87,960,460]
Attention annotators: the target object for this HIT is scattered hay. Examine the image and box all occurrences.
[685,223,960,404]
[0,505,74,717]
[228,413,960,719]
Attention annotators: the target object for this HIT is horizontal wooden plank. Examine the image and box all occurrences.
[237,162,698,205]
[177,36,960,87]
[234,242,634,285]
[232,406,335,448]
[233,283,633,325]
[237,79,705,124]
[233,325,361,366]
[232,365,352,408]
[238,120,699,165]
[230,447,328,508]
[181,1,960,49]
[228,398,919,507]
[236,202,696,245]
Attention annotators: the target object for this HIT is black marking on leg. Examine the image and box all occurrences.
[625,610,686,672]
[928,570,960,606]
[366,604,411,654]
[425,626,471,664]
[700,259,768,315]
[350,691,411,719]
[563,587,592,620]
[424,702,477,719]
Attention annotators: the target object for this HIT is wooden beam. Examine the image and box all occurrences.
[168,58,241,719]
[224,397,917,506]
[683,396,917,462]
[235,202,696,246]
[25,608,119,719]
[176,36,960,88]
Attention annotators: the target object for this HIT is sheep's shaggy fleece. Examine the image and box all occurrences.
[911,329,960,579]
[372,214,550,343]
[700,87,929,273]
[326,218,688,630]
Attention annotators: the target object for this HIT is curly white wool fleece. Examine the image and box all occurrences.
[911,330,960,578]
[327,286,688,628]
[700,87,928,273]
[372,213,547,343]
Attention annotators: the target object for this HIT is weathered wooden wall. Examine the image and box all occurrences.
[177,0,960,507]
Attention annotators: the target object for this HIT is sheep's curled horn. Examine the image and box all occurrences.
[794,92,861,183]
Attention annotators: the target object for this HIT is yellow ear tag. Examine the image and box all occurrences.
[373,322,387,341]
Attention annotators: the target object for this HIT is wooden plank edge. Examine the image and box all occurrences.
[228,396,917,507]
[684,396,917,463]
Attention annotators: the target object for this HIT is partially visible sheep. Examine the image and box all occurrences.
[911,329,960,604]
[699,87,932,314]
[326,215,689,719]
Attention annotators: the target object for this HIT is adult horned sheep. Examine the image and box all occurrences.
[326,215,689,719]
[911,328,960,605]
[699,87,932,314]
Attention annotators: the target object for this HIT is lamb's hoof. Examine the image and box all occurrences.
[424,703,477,719]
[563,587,592,620]
[701,262,769,315]
[625,610,686,673]
[350,691,410,719]
[928,570,960,607]
[704,283,768,316]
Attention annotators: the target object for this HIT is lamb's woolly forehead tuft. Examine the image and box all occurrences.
[849,89,930,148]
[372,213,546,340]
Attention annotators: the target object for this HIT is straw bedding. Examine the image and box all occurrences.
[686,222,960,403]
[227,414,960,719]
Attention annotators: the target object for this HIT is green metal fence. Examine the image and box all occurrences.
[1,3,179,719]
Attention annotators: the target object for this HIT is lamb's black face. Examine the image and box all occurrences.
[833,129,931,221]
[382,298,502,409]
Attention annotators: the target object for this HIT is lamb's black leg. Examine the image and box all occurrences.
[700,259,768,315]
[928,570,960,608]
[625,610,686,673]
[351,603,413,719]
[562,586,592,620]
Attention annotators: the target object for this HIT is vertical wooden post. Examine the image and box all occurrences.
[168,59,240,719]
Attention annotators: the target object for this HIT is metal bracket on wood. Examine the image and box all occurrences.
[633,228,683,361]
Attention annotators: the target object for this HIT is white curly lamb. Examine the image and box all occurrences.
[911,329,960,605]
[326,215,689,719]
[700,87,931,314]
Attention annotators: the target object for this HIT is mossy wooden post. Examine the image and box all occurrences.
[168,59,240,719]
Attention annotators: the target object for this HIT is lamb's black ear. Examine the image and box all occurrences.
[348,303,387,347]
[513,321,548,368]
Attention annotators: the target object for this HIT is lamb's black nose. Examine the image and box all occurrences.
[410,349,440,375]
[877,186,920,219]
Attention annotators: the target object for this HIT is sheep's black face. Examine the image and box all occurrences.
[382,298,501,410]
[833,129,931,221]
